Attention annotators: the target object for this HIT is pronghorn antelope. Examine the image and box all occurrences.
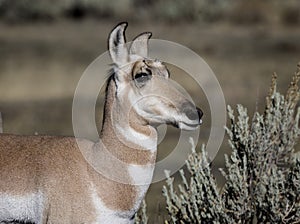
[0,22,203,224]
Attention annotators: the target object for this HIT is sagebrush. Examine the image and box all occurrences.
[129,64,300,224]
[162,65,300,223]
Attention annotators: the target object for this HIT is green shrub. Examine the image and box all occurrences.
[162,64,300,223]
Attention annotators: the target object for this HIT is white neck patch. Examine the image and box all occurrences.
[115,124,157,152]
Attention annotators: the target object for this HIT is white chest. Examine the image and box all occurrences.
[128,163,154,209]
[90,164,154,224]
[90,184,135,224]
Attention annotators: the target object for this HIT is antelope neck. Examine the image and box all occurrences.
[100,76,157,165]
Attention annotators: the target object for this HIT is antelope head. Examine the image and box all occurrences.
[107,22,203,133]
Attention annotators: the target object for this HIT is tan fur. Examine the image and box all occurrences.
[0,134,97,222]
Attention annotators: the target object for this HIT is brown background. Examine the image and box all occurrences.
[0,0,299,222]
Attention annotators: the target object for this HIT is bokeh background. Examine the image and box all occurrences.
[0,0,300,222]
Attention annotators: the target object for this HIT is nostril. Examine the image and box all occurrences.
[197,107,203,120]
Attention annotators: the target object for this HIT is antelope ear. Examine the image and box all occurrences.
[108,22,129,67]
[129,32,152,58]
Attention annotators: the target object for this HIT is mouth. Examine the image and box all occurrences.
[176,119,202,131]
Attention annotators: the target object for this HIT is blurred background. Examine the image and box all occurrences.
[0,0,299,222]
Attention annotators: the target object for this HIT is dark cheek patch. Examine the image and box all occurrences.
[167,102,177,110]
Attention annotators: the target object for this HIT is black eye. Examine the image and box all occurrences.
[135,72,148,80]
[134,71,152,84]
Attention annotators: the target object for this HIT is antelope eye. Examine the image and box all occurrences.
[134,71,152,84]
